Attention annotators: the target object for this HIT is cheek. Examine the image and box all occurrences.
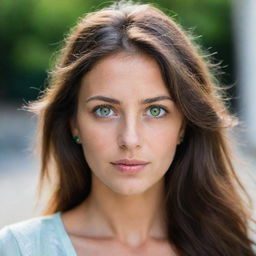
[150,126,179,171]
[148,122,180,148]
[147,123,180,169]
[79,121,114,156]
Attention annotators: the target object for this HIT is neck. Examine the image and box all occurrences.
[79,176,167,248]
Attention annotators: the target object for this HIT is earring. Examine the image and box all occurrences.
[179,135,184,144]
[73,136,80,144]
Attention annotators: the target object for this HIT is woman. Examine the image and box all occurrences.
[0,1,255,255]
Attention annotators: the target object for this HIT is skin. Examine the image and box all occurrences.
[62,52,184,255]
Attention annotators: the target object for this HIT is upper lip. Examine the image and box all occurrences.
[111,159,149,165]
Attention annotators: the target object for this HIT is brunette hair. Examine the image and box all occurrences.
[29,1,256,255]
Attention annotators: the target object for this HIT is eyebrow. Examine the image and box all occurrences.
[85,95,173,104]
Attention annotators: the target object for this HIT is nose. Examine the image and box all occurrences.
[117,115,142,151]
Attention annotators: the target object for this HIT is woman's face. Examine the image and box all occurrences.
[72,52,184,195]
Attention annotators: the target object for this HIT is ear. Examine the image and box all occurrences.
[180,118,186,136]
[70,117,79,137]
[178,119,186,144]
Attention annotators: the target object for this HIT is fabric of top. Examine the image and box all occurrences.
[0,212,77,256]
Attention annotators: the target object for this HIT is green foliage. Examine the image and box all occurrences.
[0,0,232,102]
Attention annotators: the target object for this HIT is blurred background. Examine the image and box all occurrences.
[0,0,255,239]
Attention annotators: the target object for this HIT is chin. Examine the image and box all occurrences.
[109,182,152,196]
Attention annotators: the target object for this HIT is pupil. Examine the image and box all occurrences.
[101,107,109,115]
[151,107,160,116]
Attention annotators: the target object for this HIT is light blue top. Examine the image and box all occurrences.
[0,212,77,256]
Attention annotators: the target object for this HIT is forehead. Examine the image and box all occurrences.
[79,52,170,98]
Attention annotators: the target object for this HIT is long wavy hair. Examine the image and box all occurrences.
[29,1,256,255]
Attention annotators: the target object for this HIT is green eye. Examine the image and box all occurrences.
[147,106,167,118]
[94,106,114,117]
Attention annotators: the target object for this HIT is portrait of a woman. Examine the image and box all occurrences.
[0,1,255,255]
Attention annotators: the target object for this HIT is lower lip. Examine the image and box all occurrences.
[111,163,148,174]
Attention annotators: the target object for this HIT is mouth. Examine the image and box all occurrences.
[110,159,149,174]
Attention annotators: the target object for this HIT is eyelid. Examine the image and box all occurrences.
[147,104,169,112]
[92,104,114,112]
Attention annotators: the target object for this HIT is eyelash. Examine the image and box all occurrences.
[91,104,169,119]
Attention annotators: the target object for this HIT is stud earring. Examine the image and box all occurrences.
[73,136,80,144]
[179,135,184,144]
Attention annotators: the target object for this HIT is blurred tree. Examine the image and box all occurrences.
[0,0,235,110]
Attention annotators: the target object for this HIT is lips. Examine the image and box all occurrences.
[111,159,149,165]
[110,159,149,174]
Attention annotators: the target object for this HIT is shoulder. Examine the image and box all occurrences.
[0,213,63,256]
